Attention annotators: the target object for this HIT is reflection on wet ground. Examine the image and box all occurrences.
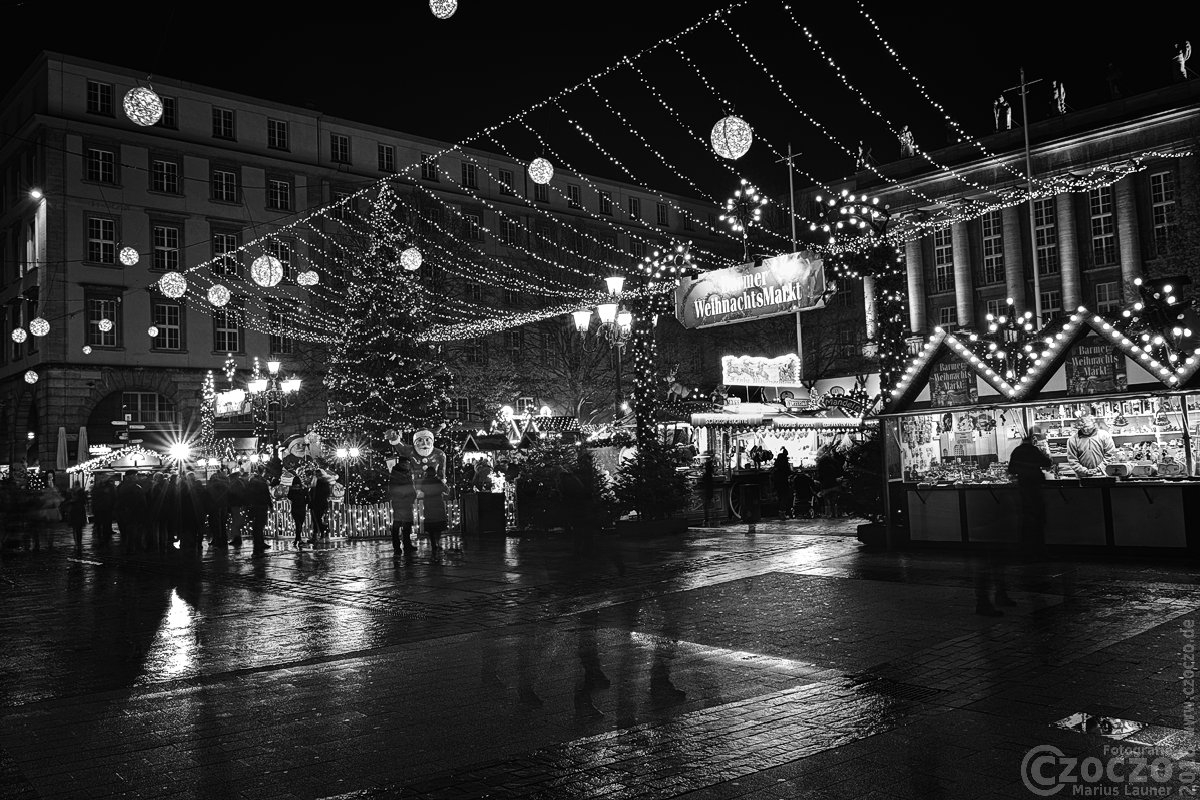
[1,519,1198,799]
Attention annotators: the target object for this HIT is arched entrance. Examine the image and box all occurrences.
[86,390,178,450]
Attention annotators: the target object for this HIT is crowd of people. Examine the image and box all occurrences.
[0,465,342,557]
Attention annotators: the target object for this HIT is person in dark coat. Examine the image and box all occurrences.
[286,475,309,547]
[115,473,148,553]
[418,466,447,552]
[90,474,116,545]
[308,469,334,542]
[206,471,230,547]
[1008,434,1054,552]
[815,448,844,518]
[179,471,204,555]
[388,461,417,556]
[148,473,168,552]
[556,464,596,553]
[700,457,716,525]
[64,485,88,550]
[227,470,248,547]
[246,469,273,554]
[770,448,794,521]
[792,471,819,519]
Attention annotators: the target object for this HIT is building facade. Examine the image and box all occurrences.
[799,78,1200,369]
[0,52,731,470]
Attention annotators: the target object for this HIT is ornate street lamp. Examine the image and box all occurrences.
[247,358,302,450]
[570,276,634,419]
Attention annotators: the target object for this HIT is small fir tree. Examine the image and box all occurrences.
[613,437,691,520]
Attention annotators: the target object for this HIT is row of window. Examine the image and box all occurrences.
[449,396,539,420]
[926,177,1177,295]
[86,79,692,230]
[935,282,1123,327]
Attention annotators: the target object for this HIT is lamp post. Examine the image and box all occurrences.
[334,446,359,491]
[571,276,633,420]
[247,359,301,453]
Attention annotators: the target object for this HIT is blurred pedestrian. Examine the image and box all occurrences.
[227,469,248,547]
[308,469,335,542]
[246,469,272,554]
[29,479,62,551]
[816,447,844,518]
[179,471,205,555]
[770,448,793,521]
[418,465,447,552]
[91,474,116,545]
[557,463,596,554]
[1008,434,1053,555]
[286,475,309,547]
[149,473,168,552]
[116,473,147,552]
[64,485,88,550]
[206,470,230,547]
[700,457,716,525]
[388,461,416,556]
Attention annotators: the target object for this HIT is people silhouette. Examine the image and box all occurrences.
[1174,41,1192,81]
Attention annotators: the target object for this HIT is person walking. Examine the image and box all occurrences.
[116,473,148,553]
[64,485,89,551]
[418,465,448,553]
[286,475,309,548]
[816,447,844,518]
[148,472,167,552]
[246,468,273,554]
[179,471,205,555]
[1008,434,1054,555]
[29,478,62,551]
[90,474,116,545]
[770,448,794,521]
[227,470,248,548]
[388,461,417,557]
[308,469,335,543]
[206,470,230,548]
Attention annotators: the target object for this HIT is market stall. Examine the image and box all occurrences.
[880,307,1200,553]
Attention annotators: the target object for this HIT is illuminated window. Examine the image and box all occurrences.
[1089,187,1116,266]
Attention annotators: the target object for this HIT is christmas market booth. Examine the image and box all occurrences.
[880,302,1200,554]
[689,354,878,521]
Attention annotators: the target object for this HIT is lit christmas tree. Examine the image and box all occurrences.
[324,183,453,442]
[199,370,217,458]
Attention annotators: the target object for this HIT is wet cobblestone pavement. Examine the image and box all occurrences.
[2,521,1198,799]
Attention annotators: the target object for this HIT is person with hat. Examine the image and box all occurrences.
[1066,414,1115,478]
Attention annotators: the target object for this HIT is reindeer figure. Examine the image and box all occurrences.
[665,363,691,401]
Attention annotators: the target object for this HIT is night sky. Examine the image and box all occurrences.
[1,1,1182,200]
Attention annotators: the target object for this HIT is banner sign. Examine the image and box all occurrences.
[675,251,826,329]
[215,389,249,418]
[1066,335,1128,396]
[817,385,871,416]
[721,354,801,386]
[929,357,978,407]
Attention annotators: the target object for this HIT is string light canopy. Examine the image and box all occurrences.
[251,255,284,287]
[122,86,164,127]
[710,114,753,160]
[297,270,320,286]
[159,272,187,298]
[640,240,697,280]
[719,178,766,234]
[11,328,27,343]
[97,318,114,332]
[400,247,423,271]
[429,0,457,19]
[119,247,140,266]
[208,284,231,307]
[148,326,160,338]
[24,370,38,384]
[528,157,555,185]
[811,189,891,246]
[29,317,49,337]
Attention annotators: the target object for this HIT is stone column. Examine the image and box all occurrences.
[952,221,973,327]
[1115,175,1143,302]
[1056,193,1082,311]
[1002,205,1026,309]
[905,238,925,333]
[862,275,878,341]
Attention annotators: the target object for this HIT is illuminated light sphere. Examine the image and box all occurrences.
[159,271,187,298]
[119,246,140,266]
[98,318,114,332]
[208,284,231,307]
[528,157,554,185]
[429,0,457,18]
[297,270,319,286]
[710,115,753,160]
[11,327,27,343]
[29,317,49,337]
[122,86,164,126]
[147,326,160,338]
[24,370,38,384]
[251,255,284,287]
[400,247,423,271]
[82,346,92,355]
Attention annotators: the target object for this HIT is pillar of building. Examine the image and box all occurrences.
[905,239,925,333]
[951,221,973,328]
[1115,175,1143,302]
[1056,193,1082,311]
[1001,205,1027,309]
[862,275,878,341]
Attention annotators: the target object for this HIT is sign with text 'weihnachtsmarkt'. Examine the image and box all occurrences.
[675,251,825,329]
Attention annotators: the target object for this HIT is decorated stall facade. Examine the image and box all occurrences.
[880,306,1200,552]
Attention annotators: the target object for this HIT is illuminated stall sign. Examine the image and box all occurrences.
[675,251,825,329]
[929,357,978,407]
[722,353,801,386]
[214,389,249,418]
[1065,335,1127,396]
